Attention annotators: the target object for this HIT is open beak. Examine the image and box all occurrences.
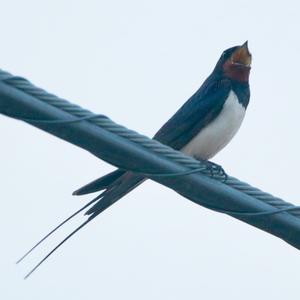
[231,41,252,67]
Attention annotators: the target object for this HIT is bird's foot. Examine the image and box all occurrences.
[198,160,227,182]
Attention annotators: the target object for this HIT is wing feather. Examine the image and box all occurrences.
[154,77,231,149]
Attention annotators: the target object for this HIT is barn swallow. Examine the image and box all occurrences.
[21,42,252,277]
[75,41,251,211]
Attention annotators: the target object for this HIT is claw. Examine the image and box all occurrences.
[198,160,227,182]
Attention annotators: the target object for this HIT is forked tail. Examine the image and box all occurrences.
[19,170,145,278]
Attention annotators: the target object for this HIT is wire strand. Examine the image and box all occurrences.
[2,71,299,219]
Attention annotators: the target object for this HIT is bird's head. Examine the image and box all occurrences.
[214,41,252,82]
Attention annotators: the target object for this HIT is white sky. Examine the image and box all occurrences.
[1,1,300,299]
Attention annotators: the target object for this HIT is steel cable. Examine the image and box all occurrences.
[1,70,299,218]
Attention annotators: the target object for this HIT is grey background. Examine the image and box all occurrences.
[1,0,300,299]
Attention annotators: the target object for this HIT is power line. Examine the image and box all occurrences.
[1,69,300,250]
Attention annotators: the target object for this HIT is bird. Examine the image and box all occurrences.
[20,42,252,277]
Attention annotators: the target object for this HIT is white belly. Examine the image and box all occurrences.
[181,90,246,159]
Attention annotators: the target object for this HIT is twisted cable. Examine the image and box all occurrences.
[1,70,299,218]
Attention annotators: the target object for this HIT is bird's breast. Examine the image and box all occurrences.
[181,90,246,159]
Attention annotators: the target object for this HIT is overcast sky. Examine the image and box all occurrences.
[1,1,300,299]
